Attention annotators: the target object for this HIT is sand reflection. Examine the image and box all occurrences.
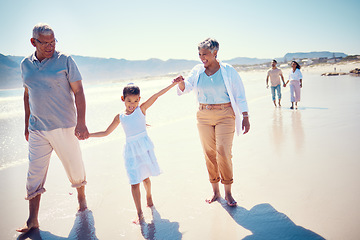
[140,206,182,240]
[17,209,98,240]
[271,108,284,155]
[291,111,304,153]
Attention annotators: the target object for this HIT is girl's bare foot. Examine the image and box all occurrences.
[16,219,39,233]
[146,195,154,207]
[205,193,221,204]
[133,212,144,225]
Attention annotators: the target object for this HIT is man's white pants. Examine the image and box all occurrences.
[26,127,86,200]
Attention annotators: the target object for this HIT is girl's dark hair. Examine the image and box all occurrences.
[123,84,140,98]
[292,61,301,70]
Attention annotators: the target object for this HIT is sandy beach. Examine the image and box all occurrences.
[1,62,360,239]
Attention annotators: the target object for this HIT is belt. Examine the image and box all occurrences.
[199,103,232,110]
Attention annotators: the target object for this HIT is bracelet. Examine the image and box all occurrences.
[243,114,249,118]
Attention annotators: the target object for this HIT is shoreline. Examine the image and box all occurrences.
[1,61,360,91]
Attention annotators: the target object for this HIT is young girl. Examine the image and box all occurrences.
[89,76,183,223]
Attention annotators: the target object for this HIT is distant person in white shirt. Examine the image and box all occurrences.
[266,59,286,107]
[288,61,303,109]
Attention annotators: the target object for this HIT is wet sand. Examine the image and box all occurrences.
[3,63,360,239]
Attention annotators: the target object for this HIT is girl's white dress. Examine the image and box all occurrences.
[119,107,161,184]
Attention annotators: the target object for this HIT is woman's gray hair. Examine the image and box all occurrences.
[198,38,219,53]
[32,23,54,39]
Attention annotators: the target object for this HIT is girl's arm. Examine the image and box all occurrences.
[89,114,120,137]
[140,76,183,114]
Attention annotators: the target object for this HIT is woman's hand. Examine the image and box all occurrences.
[174,75,185,92]
[173,75,184,84]
[242,117,250,134]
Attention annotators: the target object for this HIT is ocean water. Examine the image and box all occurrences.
[0,70,269,170]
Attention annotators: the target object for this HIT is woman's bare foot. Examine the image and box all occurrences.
[225,194,237,207]
[16,219,39,233]
[205,193,221,204]
[206,182,221,204]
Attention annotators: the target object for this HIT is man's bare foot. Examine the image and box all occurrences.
[16,220,39,233]
[146,195,154,207]
[225,195,237,207]
[205,193,221,204]
[78,198,88,212]
[77,186,87,212]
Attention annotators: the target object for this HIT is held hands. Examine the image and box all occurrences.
[284,80,289,87]
[75,123,89,140]
[172,75,184,84]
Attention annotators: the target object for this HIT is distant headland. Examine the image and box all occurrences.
[1,51,359,89]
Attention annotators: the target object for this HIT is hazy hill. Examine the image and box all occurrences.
[226,57,272,65]
[0,51,349,89]
[7,55,24,65]
[0,54,22,89]
[72,56,199,82]
[0,54,200,89]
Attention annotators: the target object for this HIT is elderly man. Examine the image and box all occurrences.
[17,23,89,233]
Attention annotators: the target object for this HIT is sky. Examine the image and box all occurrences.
[1,0,359,61]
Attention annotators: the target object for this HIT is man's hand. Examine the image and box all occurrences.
[75,123,89,140]
[25,129,29,142]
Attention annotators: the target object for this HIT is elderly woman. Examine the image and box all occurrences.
[288,61,303,109]
[177,38,250,206]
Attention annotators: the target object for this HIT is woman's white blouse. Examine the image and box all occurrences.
[289,68,303,81]
[177,62,248,135]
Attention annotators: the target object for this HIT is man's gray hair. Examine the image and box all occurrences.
[198,38,219,53]
[32,23,54,39]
